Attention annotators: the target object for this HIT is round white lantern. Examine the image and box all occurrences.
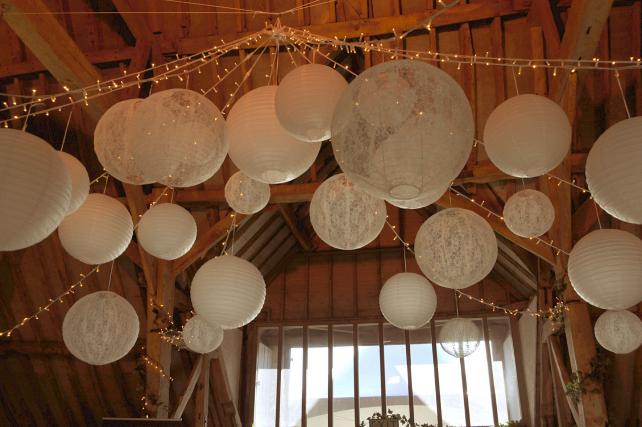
[226,86,321,184]
[0,129,71,251]
[62,291,139,365]
[439,318,481,358]
[483,94,571,178]
[595,310,642,354]
[379,272,437,330]
[586,117,642,224]
[568,229,642,310]
[386,184,447,210]
[275,64,348,142]
[310,173,387,250]
[415,208,497,289]
[190,255,266,329]
[503,189,555,238]
[58,193,134,265]
[128,89,227,187]
[137,203,197,260]
[331,60,473,201]
[58,152,89,215]
[182,315,224,354]
[224,171,271,214]
[94,99,155,184]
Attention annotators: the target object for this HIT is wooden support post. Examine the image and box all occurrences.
[194,355,212,426]
[173,355,203,419]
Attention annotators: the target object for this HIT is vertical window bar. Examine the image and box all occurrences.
[275,325,284,427]
[430,321,442,427]
[328,324,333,427]
[378,322,387,415]
[302,325,308,427]
[353,323,360,426]
[460,355,471,427]
[483,318,500,425]
[404,330,415,424]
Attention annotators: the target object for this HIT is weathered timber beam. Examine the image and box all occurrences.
[111,0,153,42]
[278,205,313,252]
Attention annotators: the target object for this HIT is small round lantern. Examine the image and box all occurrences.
[503,189,555,238]
[224,171,271,215]
[439,318,481,358]
[182,315,224,354]
[58,152,89,215]
[594,310,642,354]
[379,272,437,330]
[137,203,197,260]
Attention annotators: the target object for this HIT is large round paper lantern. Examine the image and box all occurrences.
[275,64,348,142]
[190,255,266,329]
[0,128,71,251]
[94,99,155,184]
[310,173,386,250]
[415,208,497,289]
[594,310,642,354]
[503,189,555,238]
[62,291,139,365]
[226,86,321,184]
[483,94,571,178]
[585,117,642,224]
[331,60,473,201]
[137,203,197,260]
[224,171,271,214]
[58,152,89,215]
[182,315,224,354]
[379,272,437,330]
[386,185,448,210]
[58,193,134,265]
[568,229,642,310]
[439,318,481,358]
[128,89,227,187]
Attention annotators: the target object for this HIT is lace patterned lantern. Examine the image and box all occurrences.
[224,171,271,214]
[226,86,321,184]
[62,291,139,365]
[483,94,571,178]
[275,63,348,142]
[182,315,224,354]
[137,203,197,260]
[331,60,474,201]
[415,208,497,289]
[439,318,481,358]
[0,129,71,251]
[386,184,448,210]
[379,272,437,330]
[568,229,642,310]
[58,152,89,215]
[503,189,555,238]
[310,173,387,250]
[594,310,642,354]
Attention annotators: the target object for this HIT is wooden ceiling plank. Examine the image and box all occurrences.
[111,0,153,42]
[278,205,313,251]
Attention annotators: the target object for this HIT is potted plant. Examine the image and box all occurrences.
[360,410,436,427]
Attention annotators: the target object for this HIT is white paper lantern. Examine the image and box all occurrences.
[58,152,89,215]
[190,255,266,329]
[226,86,321,184]
[137,203,197,260]
[224,171,271,214]
[379,272,437,330]
[58,193,134,265]
[128,89,227,187]
[594,310,642,354]
[275,64,348,142]
[310,173,387,250]
[386,184,448,210]
[568,229,642,310]
[503,189,555,238]
[182,315,224,354]
[0,129,71,251]
[94,99,155,184]
[439,318,481,358]
[62,291,139,365]
[331,60,473,201]
[585,117,642,224]
[483,94,571,178]
[415,208,498,289]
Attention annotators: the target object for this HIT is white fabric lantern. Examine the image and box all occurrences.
[224,171,271,215]
[379,272,437,330]
[0,129,71,251]
[226,86,321,184]
[439,318,481,358]
[310,173,387,250]
[483,94,571,178]
[568,229,642,310]
[386,185,447,210]
[275,64,348,142]
[182,315,224,354]
[585,117,642,224]
[58,193,134,265]
[137,203,197,260]
[190,255,266,329]
[503,189,555,238]
[58,152,89,215]
[415,208,498,289]
[331,60,473,201]
[94,99,155,184]
[128,89,227,187]
[594,310,642,354]
[62,291,139,365]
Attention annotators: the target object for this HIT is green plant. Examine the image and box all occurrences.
[498,419,527,427]
[565,351,610,404]
[360,409,436,427]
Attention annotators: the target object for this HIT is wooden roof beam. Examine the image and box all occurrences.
[111,0,153,42]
